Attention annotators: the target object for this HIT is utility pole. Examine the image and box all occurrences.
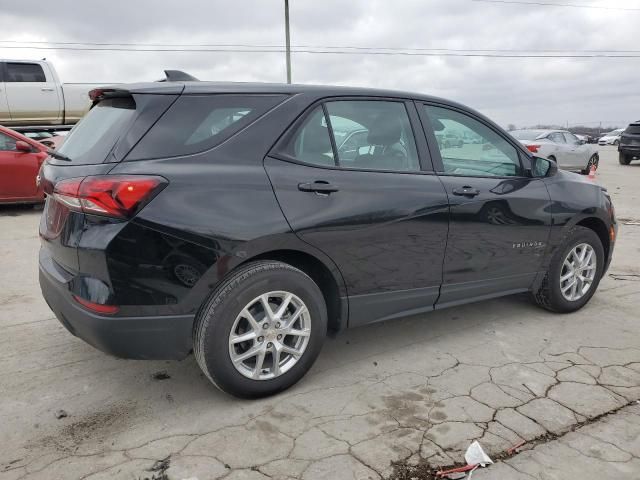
[284,0,292,84]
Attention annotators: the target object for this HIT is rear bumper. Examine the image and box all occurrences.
[39,249,194,360]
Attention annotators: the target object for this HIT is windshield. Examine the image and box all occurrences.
[56,97,137,164]
[605,129,623,136]
[510,130,545,140]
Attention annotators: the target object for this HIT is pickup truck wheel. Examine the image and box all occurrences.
[619,152,632,165]
[531,226,604,313]
[193,260,327,398]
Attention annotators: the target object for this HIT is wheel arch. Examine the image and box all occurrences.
[575,216,610,263]
[239,248,348,333]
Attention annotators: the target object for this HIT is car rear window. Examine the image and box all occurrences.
[55,97,137,164]
[127,94,286,160]
[625,124,640,135]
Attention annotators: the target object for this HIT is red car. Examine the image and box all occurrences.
[0,126,49,205]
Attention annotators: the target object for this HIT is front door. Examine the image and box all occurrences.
[3,62,61,124]
[419,103,552,308]
[266,99,450,327]
[0,132,41,201]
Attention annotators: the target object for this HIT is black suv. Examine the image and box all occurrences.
[619,120,640,165]
[39,78,617,397]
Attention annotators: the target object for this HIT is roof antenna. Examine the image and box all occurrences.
[159,70,199,82]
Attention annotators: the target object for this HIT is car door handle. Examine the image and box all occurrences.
[298,181,339,194]
[41,87,55,92]
[452,186,480,197]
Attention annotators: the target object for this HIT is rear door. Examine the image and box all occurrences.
[0,131,42,200]
[0,63,10,123]
[419,103,552,308]
[4,62,61,124]
[265,98,450,327]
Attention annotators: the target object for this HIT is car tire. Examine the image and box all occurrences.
[582,154,599,174]
[548,155,556,163]
[531,226,604,313]
[619,152,632,165]
[613,140,620,146]
[193,260,327,398]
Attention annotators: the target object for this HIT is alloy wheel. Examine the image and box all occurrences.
[560,243,597,301]
[228,291,311,380]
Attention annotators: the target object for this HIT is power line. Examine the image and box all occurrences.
[471,0,640,11]
[2,39,640,54]
[2,44,640,58]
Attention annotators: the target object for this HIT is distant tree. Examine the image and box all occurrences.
[507,123,516,131]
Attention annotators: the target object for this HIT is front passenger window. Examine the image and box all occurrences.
[424,105,521,177]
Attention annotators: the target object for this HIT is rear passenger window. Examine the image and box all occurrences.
[128,94,286,160]
[326,101,420,171]
[6,63,46,82]
[278,106,336,166]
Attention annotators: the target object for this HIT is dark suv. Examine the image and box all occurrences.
[619,120,640,165]
[39,79,617,398]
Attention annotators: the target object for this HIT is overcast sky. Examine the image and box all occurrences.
[1,0,638,128]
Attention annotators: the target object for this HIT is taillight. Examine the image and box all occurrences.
[73,295,119,314]
[526,144,540,153]
[53,175,167,219]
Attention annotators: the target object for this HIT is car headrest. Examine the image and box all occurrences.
[368,116,402,146]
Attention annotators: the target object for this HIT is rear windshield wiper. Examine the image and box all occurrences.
[47,149,72,162]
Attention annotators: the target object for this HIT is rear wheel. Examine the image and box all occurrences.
[193,260,327,398]
[532,226,604,313]
[582,154,599,174]
[619,152,632,165]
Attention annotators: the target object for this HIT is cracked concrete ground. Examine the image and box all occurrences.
[1,146,639,480]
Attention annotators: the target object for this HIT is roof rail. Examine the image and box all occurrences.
[158,70,199,82]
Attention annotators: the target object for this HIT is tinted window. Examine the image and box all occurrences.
[129,94,285,160]
[424,105,521,177]
[57,97,137,164]
[6,63,46,82]
[625,124,640,135]
[279,106,335,166]
[326,101,420,171]
[548,133,565,143]
[0,132,17,151]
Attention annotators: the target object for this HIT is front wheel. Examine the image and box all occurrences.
[194,260,327,398]
[619,152,632,165]
[532,226,604,313]
[613,140,620,146]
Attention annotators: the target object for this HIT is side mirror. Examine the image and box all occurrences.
[530,156,558,177]
[15,140,33,153]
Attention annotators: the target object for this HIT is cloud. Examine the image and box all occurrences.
[0,0,638,127]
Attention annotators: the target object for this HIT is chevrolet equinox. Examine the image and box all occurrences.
[39,77,617,398]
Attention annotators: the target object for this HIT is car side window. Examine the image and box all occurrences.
[325,101,420,171]
[563,132,579,145]
[279,106,336,167]
[0,132,17,151]
[6,63,46,83]
[423,105,521,177]
[549,132,565,143]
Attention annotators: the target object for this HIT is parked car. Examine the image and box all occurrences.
[598,128,625,146]
[0,125,49,204]
[510,129,599,173]
[0,59,100,126]
[39,80,617,398]
[618,121,640,165]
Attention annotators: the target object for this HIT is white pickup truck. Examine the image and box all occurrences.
[0,59,100,127]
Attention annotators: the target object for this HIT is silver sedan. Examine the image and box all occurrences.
[510,129,599,173]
